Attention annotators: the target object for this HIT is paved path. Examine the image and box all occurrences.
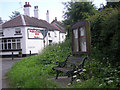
[1,58,72,88]
[49,76,71,88]
[2,58,23,88]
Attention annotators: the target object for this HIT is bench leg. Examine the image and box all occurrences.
[70,76,75,84]
[56,71,59,79]
[78,73,86,81]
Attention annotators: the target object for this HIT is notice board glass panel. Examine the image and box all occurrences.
[79,27,87,52]
[73,29,79,52]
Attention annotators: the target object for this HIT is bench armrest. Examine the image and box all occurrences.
[56,61,66,67]
[70,63,77,70]
[78,56,87,68]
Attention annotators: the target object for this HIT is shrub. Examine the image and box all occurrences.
[88,8,120,65]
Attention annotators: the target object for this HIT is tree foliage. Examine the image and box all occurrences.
[63,1,96,24]
[9,11,20,19]
[88,7,120,65]
[63,1,96,37]
[63,1,120,65]
[0,17,3,24]
[105,2,120,8]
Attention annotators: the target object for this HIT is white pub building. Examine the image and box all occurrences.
[0,2,66,57]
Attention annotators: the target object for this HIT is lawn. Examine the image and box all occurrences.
[6,39,120,88]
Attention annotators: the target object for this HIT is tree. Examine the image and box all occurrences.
[0,17,3,24]
[63,1,96,23]
[105,2,120,8]
[9,11,20,19]
[88,7,120,65]
[63,1,96,37]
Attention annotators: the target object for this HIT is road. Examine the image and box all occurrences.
[2,58,23,88]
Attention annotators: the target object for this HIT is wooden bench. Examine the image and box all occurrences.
[52,55,87,84]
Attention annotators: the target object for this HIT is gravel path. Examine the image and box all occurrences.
[2,58,23,88]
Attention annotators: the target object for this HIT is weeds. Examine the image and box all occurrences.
[7,39,120,88]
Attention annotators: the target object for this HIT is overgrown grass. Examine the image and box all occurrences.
[7,39,120,88]
[7,39,72,88]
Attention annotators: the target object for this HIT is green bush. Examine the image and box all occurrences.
[88,8,120,65]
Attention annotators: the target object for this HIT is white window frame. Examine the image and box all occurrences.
[2,39,21,50]
[54,31,57,37]
[15,28,22,35]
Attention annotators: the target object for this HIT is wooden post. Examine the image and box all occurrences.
[86,21,92,79]
[12,52,14,60]
[30,50,31,56]
[43,38,45,48]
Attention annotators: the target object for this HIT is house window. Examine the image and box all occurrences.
[48,33,51,37]
[2,39,21,50]
[15,28,22,35]
[0,40,2,50]
[12,39,16,49]
[49,40,52,45]
[8,39,11,49]
[17,39,21,49]
[62,35,64,39]
[54,32,57,37]
[0,30,3,36]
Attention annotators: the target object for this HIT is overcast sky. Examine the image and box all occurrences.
[0,0,107,23]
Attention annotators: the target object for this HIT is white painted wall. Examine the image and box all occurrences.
[25,27,45,54]
[1,27,26,55]
[60,32,66,43]
[1,26,67,56]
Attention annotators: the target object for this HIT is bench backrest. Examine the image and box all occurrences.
[64,56,87,69]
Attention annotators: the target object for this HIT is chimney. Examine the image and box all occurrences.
[46,10,49,23]
[55,17,57,21]
[24,2,31,16]
[34,6,39,19]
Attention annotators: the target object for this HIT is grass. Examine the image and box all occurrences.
[6,39,120,88]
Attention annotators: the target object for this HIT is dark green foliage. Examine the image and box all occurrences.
[7,38,120,88]
[88,7,120,66]
[9,11,20,19]
[63,1,96,37]
[105,2,120,8]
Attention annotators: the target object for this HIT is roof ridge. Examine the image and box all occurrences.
[21,15,26,26]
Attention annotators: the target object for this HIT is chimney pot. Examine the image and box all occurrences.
[47,10,49,13]
[24,2,31,16]
[46,10,49,23]
[34,6,39,18]
[55,17,57,21]
[25,2,27,5]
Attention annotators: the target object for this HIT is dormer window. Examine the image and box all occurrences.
[15,28,22,35]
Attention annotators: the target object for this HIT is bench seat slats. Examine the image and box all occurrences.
[53,67,72,73]
[52,55,87,84]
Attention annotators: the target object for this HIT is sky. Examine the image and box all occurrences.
[0,0,107,23]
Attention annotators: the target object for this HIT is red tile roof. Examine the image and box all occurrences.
[2,15,23,28]
[2,15,57,30]
[52,24,66,33]
[51,19,66,33]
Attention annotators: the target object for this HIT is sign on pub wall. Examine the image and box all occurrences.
[28,29,43,39]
